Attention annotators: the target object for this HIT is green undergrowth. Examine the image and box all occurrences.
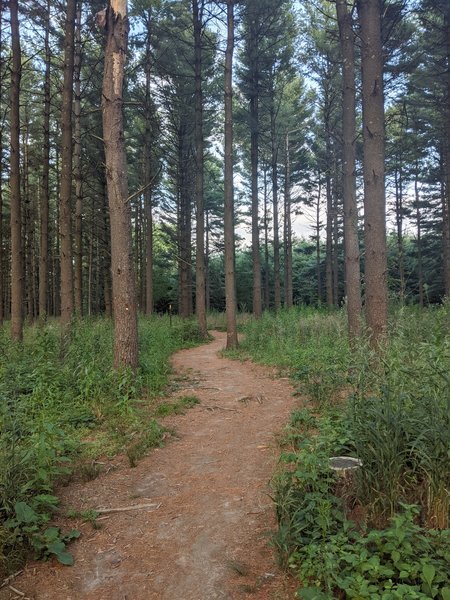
[0,315,203,575]
[207,310,253,332]
[237,305,450,599]
[154,395,200,417]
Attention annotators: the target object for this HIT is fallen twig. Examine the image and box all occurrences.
[95,502,161,514]
[8,584,25,597]
[198,386,222,391]
[201,405,239,412]
[0,571,23,589]
[237,394,265,404]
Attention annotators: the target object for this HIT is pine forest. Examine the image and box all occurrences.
[0,1,449,598]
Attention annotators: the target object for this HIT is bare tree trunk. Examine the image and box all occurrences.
[74,1,83,315]
[10,0,23,341]
[144,166,153,316]
[394,165,405,302]
[193,0,207,336]
[178,133,193,319]
[59,0,76,326]
[39,0,51,321]
[443,7,450,297]
[144,185,153,314]
[414,164,424,307]
[224,0,238,349]
[102,183,112,317]
[134,196,143,309]
[316,171,322,305]
[325,135,334,308]
[270,102,281,311]
[441,146,450,297]
[23,114,34,321]
[336,0,362,339]
[284,131,293,308]
[102,0,138,370]
[0,9,3,326]
[53,148,61,317]
[205,209,211,312]
[358,0,388,345]
[251,95,262,317]
[332,172,339,306]
[88,203,93,316]
[0,116,2,326]
[144,10,153,316]
[263,166,270,309]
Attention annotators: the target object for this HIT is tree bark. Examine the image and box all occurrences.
[441,146,450,297]
[414,164,424,307]
[74,1,83,315]
[263,166,270,309]
[224,0,238,349]
[443,6,450,298]
[358,0,388,345]
[10,0,23,341]
[102,182,112,318]
[23,113,34,321]
[325,124,334,308]
[192,0,207,336]
[270,96,281,311]
[102,0,138,370]
[0,103,2,325]
[336,0,362,339]
[284,131,293,308]
[251,91,262,317]
[39,0,51,321]
[59,0,76,326]
[332,171,339,306]
[316,171,322,304]
[394,165,405,302]
[177,130,193,319]
[144,10,153,316]
[0,8,3,326]
[53,148,61,317]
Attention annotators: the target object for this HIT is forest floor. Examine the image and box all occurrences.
[0,331,299,600]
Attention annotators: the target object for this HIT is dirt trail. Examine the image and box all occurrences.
[2,331,298,600]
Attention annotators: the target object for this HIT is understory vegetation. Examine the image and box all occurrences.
[238,304,450,599]
[0,316,202,575]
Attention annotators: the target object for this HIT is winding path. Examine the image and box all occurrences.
[2,331,298,600]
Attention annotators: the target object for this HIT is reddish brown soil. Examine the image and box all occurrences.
[1,331,299,600]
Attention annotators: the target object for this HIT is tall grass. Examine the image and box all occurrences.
[238,305,449,527]
[0,315,203,573]
[239,304,449,598]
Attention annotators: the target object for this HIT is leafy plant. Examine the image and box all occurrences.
[126,419,167,467]
[67,509,100,529]
[155,395,199,416]
[0,315,203,576]
[5,501,79,565]
[291,506,450,600]
[238,305,450,598]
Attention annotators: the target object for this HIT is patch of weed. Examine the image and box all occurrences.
[67,509,101,529]
[0,315,204,575]
[238,305,450,598]
[125,419,167,467]
[155,395,200,417]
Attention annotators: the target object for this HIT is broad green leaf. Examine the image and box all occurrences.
[422,564,436,587]
[15,501,38,524]
[54,550,74,566]
[441,587,450,600]
[42,527,60,542]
